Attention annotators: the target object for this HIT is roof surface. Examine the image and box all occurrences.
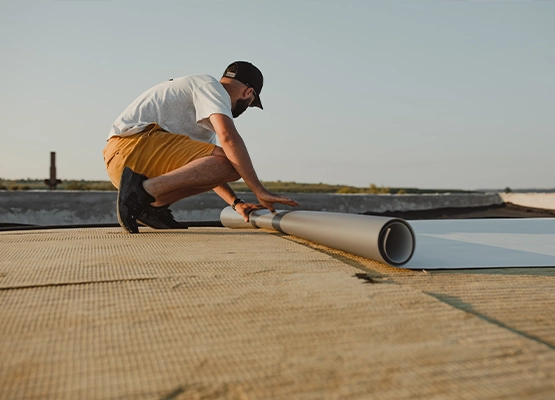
[1,226,554,399]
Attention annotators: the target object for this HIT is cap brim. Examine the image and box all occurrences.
[252,93,263,110]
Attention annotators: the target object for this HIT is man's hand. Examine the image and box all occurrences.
[255,190,299,213]
[234,192,300,222]
[234,202,266,222]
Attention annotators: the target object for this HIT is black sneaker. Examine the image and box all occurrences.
[137,205,188,229]
[117,167,155,233]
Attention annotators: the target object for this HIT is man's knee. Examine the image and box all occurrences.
[211,146,240,182]
[228,171,241,182]
[211,146,226,158]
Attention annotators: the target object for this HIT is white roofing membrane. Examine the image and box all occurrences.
[406,218,555,270]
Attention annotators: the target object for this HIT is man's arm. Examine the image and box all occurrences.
[212,183,264,222]
[209,113,299,212]
[212,183,237,207]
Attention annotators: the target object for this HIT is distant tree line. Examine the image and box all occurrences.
[0,178,476,194]
[0,179,117,191]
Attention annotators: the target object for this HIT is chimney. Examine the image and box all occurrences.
[44,152,62,190]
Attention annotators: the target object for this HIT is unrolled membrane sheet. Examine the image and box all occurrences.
[220,207,415,267]
[221,207,555,270]
[406,217,555,270]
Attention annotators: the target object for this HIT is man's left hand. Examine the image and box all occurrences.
[234,202,265,222]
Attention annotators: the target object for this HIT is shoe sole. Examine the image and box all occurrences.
[117,167,140,234]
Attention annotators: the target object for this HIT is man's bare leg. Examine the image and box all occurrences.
[151,185,218,207]
[142,147,239,207]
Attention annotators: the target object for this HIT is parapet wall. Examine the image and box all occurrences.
[499,193,555,211]
[0,191,531,226]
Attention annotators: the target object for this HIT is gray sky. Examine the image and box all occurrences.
[1,1,553,190]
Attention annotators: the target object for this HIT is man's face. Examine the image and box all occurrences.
[232,98,251,118]
[232,86,256,118]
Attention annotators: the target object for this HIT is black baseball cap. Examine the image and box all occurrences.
[223,61,264,109]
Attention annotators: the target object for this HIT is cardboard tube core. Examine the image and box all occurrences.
[380,221,415,266]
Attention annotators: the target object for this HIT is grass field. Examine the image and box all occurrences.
[0,178,475,194]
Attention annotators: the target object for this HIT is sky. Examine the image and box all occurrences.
[1,1,553,191]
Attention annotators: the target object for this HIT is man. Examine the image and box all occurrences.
[103,61,298,233]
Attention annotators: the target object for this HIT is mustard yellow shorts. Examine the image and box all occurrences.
[103,123,216,188]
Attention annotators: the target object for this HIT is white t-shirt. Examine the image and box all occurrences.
[108,74,233,144]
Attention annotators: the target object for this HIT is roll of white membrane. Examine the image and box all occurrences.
[220,207,416,267]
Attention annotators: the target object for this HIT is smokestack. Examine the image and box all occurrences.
[43,152,62,190]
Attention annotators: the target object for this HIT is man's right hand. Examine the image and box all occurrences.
[255,190,299,213]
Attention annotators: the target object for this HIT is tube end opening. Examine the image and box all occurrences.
[380,221,415,266]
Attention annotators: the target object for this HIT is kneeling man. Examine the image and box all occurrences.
[103,61,298,233]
